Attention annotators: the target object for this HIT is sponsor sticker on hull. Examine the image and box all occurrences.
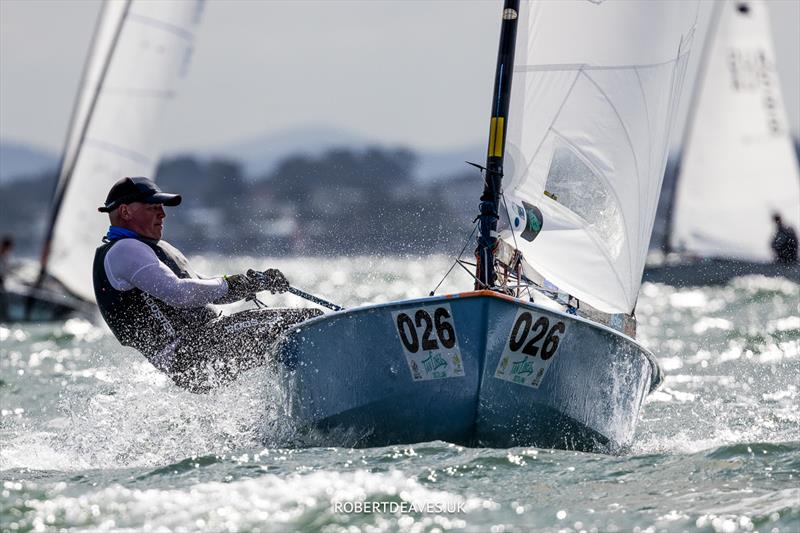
[392,303,464,381]
[494,308,568,389]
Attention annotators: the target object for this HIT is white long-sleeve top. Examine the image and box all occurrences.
[103,239,228,307]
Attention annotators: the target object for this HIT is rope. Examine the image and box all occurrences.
[455,259,489,290]
[429,222,479,296]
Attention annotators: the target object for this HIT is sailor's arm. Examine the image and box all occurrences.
[105,240,288,307]
[105,239,227,308]
[132,262,229,308]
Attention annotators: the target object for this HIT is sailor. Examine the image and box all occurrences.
[93,176,322,392]
[770,213,798,264]
[0,235,13,321]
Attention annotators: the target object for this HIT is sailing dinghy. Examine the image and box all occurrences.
[277,0,697,452]
[6,0,204,322]
[645,0,800,286]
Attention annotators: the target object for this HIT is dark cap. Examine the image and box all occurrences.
[98,177,181,213]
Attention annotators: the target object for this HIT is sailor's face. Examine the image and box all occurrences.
[122,202,166,240]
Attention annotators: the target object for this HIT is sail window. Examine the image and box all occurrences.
[544,145,624,258]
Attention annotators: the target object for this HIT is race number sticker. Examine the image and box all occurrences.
[392,304,464,381]
[494,309,568,388]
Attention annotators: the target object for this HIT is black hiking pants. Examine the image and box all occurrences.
[170,307,323,393]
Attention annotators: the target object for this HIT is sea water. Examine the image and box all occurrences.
[1,256,798,532]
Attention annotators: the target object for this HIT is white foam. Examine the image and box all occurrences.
[22,469,486,531]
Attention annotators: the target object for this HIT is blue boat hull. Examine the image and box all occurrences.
[2,286,90,323]
[643,259,800,286]
[277,291,662,452]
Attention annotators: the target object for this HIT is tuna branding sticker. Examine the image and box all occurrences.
[392,304,464,381]
[494,309,568,388]
[510,201,543,242]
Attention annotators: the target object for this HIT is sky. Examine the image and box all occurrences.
[1,0,798,156]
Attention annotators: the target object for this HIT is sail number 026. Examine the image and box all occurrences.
[395,308,456,353]
[508,312,565,360]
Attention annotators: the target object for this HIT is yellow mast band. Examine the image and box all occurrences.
[488,116,505,157]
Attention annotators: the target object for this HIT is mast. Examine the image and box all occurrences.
[662,0,724,255]
[476,0,520,289]
[33,0,132,292]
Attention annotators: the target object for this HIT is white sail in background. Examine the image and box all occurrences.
[501,0,697,314]
[45,0,203,302]
[670,0,800,262]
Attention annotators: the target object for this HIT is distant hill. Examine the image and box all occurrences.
[1,129,483,187]
[192,125,484,182]
[197,126,368,179]
[0,140,58,184]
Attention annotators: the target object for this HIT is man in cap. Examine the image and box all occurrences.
[93,176,321,392]
[771,213,798,264]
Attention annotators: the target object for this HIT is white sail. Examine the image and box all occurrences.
[45,0,203,302]
[670,0,800,261]
[500,0,697,314]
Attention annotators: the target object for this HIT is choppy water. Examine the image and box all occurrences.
[2,256,798,532]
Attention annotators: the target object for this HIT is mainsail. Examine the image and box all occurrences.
[41,0,203,302]
[669,0,800,262]
[500,0,697,314]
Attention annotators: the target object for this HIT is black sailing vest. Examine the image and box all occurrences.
[93,238,217,361]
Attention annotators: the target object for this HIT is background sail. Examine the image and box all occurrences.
[670,0,800,261]
[501,0,697,314]
[46,0,203,302]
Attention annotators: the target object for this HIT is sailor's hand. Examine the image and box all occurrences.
[264,268,290,293]
[247,268,290,294]
[223,273,257,302]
